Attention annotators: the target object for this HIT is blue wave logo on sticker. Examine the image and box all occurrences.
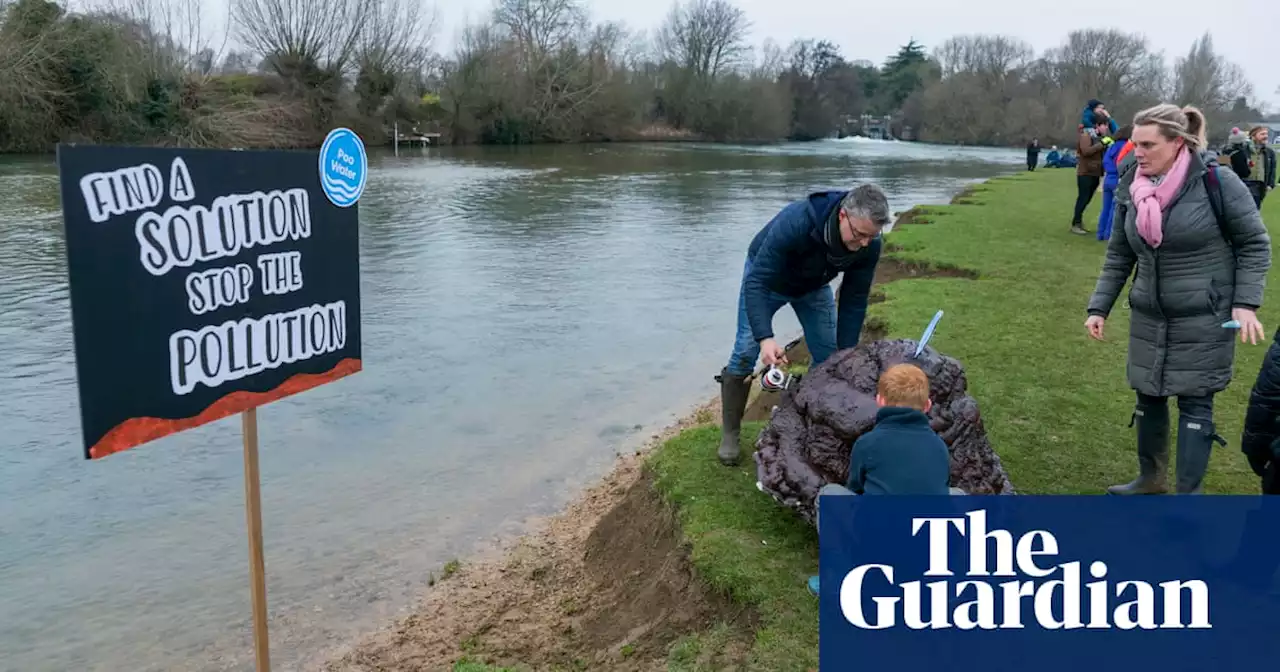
[318,127,367,208]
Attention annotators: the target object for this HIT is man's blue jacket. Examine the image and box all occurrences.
[744,190,881,348]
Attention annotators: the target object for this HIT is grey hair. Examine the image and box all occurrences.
[839,183,892,229]
[1132,103,1207,151]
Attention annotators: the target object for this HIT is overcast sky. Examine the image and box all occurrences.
[141,0,1279,111]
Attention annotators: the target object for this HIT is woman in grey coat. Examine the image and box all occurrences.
[1085,104,1272,494]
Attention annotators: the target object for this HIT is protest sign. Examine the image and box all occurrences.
[57,139,363,460]
[57,130,368,671]
[817,495,1280,671]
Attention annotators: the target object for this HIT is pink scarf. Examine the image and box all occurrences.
[1128,147,1192,248]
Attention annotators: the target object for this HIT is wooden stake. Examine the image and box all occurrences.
[242,408,271,672]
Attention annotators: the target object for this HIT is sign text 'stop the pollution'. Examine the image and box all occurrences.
[57,141,365,459]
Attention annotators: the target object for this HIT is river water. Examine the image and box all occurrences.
[0,139,1019,670]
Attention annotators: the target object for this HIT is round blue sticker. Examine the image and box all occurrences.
[318,127,367,208]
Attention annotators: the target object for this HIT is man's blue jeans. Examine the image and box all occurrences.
[726,257,837,377]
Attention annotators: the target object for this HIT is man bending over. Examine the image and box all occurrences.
[716,184,890,466]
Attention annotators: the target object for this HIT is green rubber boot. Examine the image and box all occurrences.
[1108,402,1170,495]
[1175,418,1227,495]
[717,368,751,466]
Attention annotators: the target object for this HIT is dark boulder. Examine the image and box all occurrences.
[753,339,1015,524]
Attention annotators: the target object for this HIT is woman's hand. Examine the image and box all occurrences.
[1085,315,1105,341]
[1232,307,1265,345]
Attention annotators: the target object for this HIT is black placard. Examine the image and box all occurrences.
[56,144,362,459]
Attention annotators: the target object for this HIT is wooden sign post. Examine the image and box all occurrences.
[55,129,368,670]
[243,409,271,671]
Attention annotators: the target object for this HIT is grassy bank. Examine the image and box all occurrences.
[402,171,1279,672]
[635,170,1280,670]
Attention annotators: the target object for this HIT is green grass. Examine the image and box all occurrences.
[452,660,518,672]
[428,558,462,586]
[641,170,1280,670]
[667,622,749,671]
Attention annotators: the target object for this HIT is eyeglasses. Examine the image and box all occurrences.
[839,210,886,247]
[851,232,878,246]
[848,223,883,244]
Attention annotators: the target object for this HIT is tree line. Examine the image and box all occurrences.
[0,0,1268,153]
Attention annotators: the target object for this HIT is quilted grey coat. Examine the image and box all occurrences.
[1087,150,1272,397]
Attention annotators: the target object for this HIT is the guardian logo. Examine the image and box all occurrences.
[840,509,1211,630]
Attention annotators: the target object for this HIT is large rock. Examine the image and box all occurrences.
[753,339,1015,524]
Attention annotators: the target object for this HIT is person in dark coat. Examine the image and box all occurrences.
[1071,120,1112,235]
[1226,126,1276,208]
[717,185,890,466]
[1240,331,1280,494]
[1086,104,1272,495]
[1026,138,1040,171]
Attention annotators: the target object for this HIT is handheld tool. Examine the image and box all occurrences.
[913,310,944,359]
[761,365,794,392]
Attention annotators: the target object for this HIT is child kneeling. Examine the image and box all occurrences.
[808,363,957,595]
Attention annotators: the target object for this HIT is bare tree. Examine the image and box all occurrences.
[356,0,437,77]
[0,3,67,145]
[231,0,371,77]
[493,0,585,65]
[656,0,750,79]
[586,20,629,68]
[488,0,604,141]
[619,27,654,72]
[753,38,785,81]
[438,21,513,142]
[219,49,257,74]
[1046,29,1158,106]
[934,34,1034,83]
[100,0,228,74]
[1174,33,1253,112]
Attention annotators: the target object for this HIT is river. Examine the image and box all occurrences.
[0,138,1020,670]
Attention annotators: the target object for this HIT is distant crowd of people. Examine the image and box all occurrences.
[1024,100,1276,238]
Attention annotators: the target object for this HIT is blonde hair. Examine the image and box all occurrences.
[1132,104,1207,151]
[877,363,931,411]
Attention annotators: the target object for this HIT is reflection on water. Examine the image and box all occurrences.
[0,140,1020,670]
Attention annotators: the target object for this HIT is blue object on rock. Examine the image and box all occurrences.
[914,310,944,358]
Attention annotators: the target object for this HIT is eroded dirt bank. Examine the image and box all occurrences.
[323,400,757,671]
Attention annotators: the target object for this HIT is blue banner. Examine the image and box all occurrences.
[818,495,1280,671]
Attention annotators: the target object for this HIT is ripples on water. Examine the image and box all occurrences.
[0,140,1020,670]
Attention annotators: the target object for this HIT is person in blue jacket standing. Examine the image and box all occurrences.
[716,184,890,466]
[1097,124,1133,241]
